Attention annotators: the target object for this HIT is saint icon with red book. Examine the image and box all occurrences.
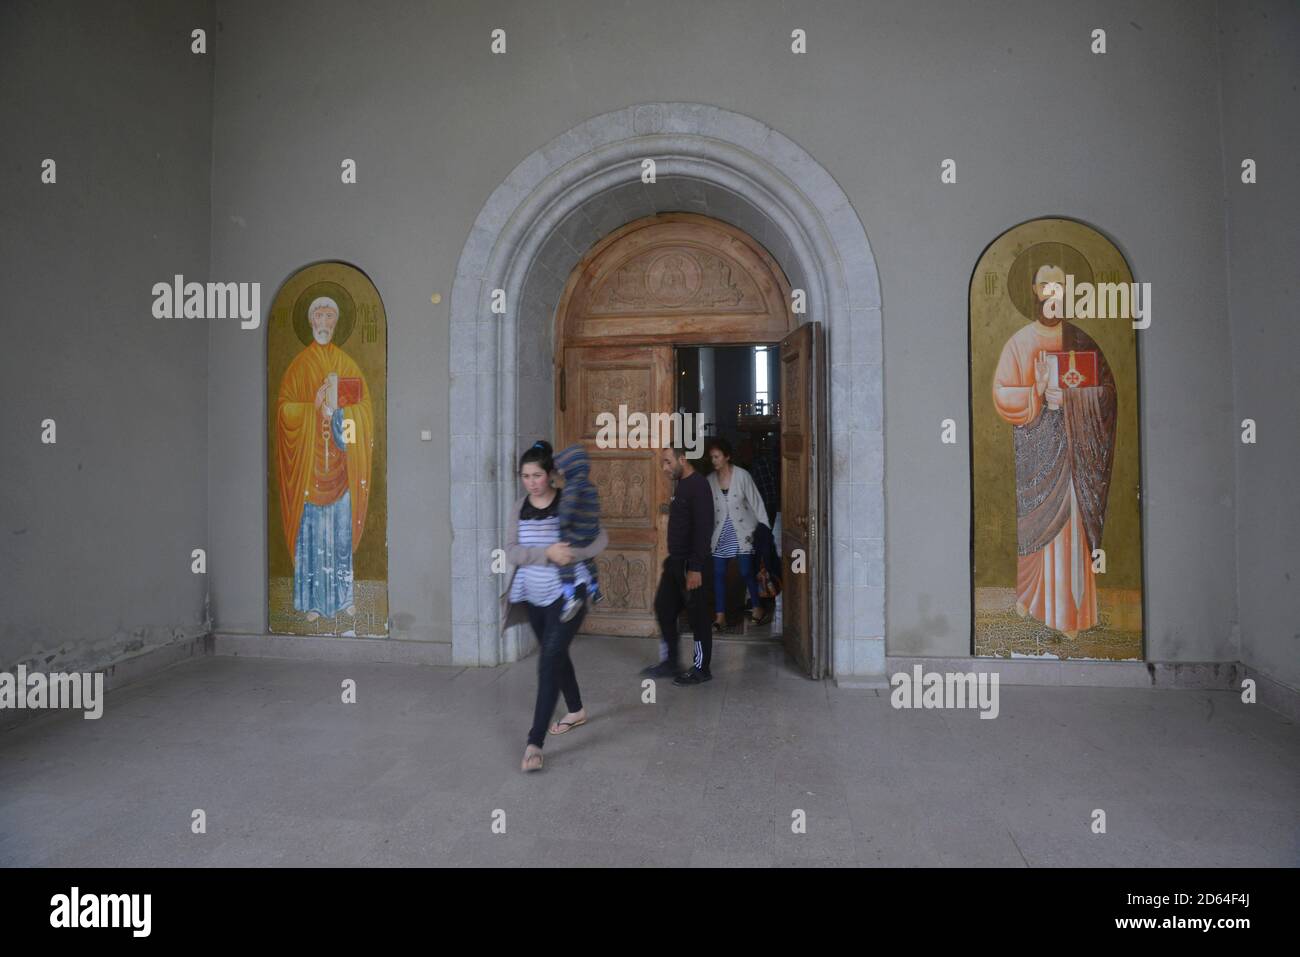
[992,265,1117,639]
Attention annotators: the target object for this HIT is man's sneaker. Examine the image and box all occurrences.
[639,661,681,679]
[673,668,713,686]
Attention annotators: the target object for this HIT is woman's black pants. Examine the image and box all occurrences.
[525,593,588,748]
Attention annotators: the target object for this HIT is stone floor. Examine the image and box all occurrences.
[1,636,1296,867]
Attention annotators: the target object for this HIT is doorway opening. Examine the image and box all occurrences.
[552,212,829,676]
[675,343,783,643]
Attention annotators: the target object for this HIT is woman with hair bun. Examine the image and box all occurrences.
[499,440,608,772]
[705,436,771,630]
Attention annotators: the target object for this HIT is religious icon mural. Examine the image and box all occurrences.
[970,219,1144,659]
[267,262,388,636]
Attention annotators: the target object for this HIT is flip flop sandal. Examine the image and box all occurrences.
[521,747,544,772]
[549,716,587,735]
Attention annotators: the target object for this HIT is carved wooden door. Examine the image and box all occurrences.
[554,213,796,639]
[559,344,673,636]
[779,321,828,677]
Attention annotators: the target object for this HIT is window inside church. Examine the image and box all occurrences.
[754,345,769,413]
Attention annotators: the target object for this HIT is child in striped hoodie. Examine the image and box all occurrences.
[553,443,604,622]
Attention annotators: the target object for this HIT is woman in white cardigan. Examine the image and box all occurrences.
[706,437,772,630]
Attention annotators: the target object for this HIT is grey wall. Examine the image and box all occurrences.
[193,0,1260,665]
[1219,0,1300,690]
[0,0,213,671]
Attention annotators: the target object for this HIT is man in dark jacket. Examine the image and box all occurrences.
[641,445,715,684]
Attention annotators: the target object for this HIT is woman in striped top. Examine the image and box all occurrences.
[499,440,608,772]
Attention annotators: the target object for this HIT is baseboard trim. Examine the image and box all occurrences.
[0,634,210,733]
[876,657,1247,690]
[1242,665,1300,722]
[211,632,453,667]
[838,656,1297,721]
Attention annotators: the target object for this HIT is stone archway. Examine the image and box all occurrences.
[448,103,884,679]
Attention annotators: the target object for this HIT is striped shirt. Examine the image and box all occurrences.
[508,493,591,607]
[713,489,740,557]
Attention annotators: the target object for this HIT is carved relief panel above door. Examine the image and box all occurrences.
[559,215,793,347]
[592,247,764,313]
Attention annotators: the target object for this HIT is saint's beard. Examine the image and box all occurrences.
[1036,304,1063,327]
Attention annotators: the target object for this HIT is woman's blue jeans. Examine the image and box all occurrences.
[712,553,762,615]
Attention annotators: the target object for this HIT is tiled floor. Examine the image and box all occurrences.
[1,636,1296,867]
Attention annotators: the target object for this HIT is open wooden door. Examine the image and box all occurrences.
[553,213,797,638]
[558,343,673,636]
[779,321,829,677]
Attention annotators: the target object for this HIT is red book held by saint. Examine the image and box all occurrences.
[1046,350,1098,389]
[337,377,363,406]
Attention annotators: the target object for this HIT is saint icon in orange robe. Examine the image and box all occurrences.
[992,265,1116,639]
[276,298,374,622]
